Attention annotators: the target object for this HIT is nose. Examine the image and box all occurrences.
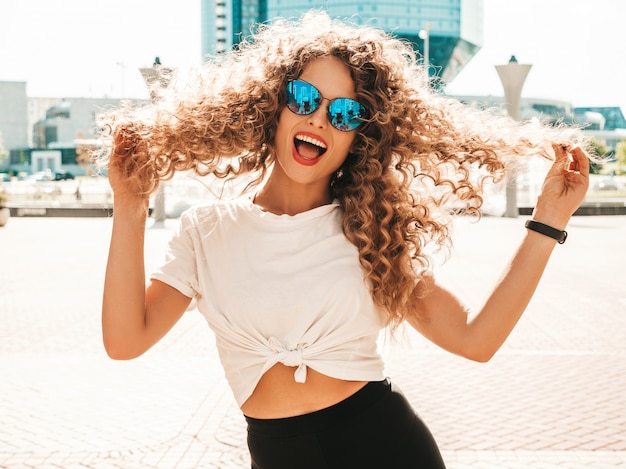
[307,98,330,128]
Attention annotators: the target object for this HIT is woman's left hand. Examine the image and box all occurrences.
[532,144,590,230]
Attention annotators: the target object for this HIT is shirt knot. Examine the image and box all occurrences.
[267,337,308,383]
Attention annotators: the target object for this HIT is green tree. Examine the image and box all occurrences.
[585,138,611,174]
[615,139,626,175]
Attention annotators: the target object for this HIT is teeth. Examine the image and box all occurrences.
[295,134,327,149]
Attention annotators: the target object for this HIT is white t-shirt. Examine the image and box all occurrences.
[151,196,386,406]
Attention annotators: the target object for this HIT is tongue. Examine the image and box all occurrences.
[295,140,322,160]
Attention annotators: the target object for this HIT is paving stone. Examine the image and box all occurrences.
[1,215,625,467]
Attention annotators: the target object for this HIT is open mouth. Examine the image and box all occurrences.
[294,134,327,161]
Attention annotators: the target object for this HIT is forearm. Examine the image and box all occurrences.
[463,160,582,360]
[466,228,558,361]
[102,196,150,359]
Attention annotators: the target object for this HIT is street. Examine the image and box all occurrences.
[0,214,625,468]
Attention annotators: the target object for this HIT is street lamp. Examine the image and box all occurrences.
[496,55,532,218]
[140,57,174,103]
[140,57,174,225]
[418,23,431,75]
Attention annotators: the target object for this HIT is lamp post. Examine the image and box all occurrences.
[140,57,173,225]
[419,23,431,75]
[495,55,532,218]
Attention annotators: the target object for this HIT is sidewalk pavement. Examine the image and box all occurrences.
[0,214,625,468]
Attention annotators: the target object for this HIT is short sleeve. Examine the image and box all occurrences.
[151,210,200,299]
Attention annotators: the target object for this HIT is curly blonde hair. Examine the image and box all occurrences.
[99,11,583,329]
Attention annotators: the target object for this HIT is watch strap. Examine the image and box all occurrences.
[525,219,567,244]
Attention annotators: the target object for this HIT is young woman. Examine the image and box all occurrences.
[100,11,589,468]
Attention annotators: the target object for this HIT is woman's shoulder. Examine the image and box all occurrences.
[179,195,253,227]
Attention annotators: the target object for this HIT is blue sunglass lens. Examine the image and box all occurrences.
[286,80,366,132]
[328,98,366,132]
[287,80,321,115]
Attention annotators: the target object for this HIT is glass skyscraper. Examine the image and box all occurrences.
[200,0,482,84]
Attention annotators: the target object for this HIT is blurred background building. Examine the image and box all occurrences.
[0,89,143,177]
[201,0,483,84]
[1,0,625,178]
[0,82,28,152]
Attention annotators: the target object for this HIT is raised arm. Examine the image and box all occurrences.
[101,137,191,360]
[410,145,590,362]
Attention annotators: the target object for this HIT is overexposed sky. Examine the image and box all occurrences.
[0,0,201,99]
[446,0,626,112]
[1,0,624,112]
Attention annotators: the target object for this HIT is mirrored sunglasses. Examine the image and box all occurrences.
[286,80,367,132]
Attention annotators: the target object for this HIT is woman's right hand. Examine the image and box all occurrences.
[108,128,155,206]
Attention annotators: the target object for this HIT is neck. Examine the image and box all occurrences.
[254,180,333,216]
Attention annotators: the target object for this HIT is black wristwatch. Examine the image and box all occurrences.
[525,220,568,244]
